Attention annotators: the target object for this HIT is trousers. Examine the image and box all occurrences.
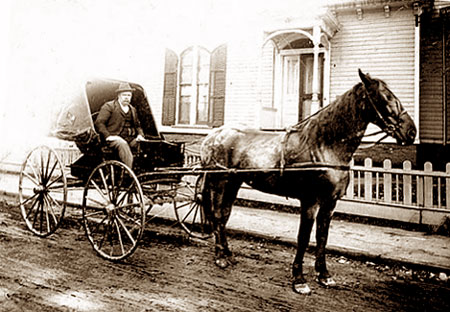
[107,136,134,168]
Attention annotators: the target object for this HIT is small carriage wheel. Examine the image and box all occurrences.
[82,160,145,261]
[19,145,67,237]
[137,174,179,218]
[173,174,212,239]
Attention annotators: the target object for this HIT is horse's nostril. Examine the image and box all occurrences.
[408,128,417,139]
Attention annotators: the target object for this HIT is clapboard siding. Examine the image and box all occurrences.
[330,6,416,118]
[224,40,260,126]
[260,42,275,109]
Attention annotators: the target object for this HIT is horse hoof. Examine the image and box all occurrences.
[292,282,311,295]
[316,276,337,288]
[215,258,229,269]
[227,255,238,265]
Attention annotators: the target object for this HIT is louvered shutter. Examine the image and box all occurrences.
[162,49,178,126]
[209,44,227,127]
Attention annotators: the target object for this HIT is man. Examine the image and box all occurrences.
[95,82,145,168]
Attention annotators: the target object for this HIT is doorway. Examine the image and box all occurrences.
[281,53,324,123]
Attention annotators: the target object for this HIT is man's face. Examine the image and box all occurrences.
[118,91,132,105]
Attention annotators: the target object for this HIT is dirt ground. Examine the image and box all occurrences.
[0,198,449,312]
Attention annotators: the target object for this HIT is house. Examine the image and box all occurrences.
[147,0,449,169]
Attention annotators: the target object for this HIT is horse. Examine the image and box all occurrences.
[199,69,416,295]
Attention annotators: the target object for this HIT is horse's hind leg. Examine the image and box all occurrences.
[314,199,337,288]
[202,174,241,269]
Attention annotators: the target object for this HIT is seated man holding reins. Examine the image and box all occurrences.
[95,82,145,168]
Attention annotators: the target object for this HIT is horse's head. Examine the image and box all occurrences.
[358,69,416,145]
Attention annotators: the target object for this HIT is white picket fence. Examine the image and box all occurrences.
[347,158,450,211]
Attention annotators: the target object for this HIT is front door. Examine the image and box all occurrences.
[299,54,324,121]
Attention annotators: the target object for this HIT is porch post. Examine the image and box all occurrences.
[311,25,321,114]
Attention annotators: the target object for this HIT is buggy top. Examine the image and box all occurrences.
[53,78,162,147]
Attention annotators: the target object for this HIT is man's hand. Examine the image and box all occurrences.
[106,135,122,142]
[136,134,146,142]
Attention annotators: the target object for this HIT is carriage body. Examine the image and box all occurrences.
[18,78,209,261]
[53,78,184,179]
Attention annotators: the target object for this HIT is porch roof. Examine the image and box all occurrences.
[263,8,339,49]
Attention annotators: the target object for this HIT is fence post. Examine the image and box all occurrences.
[424,162,433,208]
[383,159,392,203]
[346,159,354,199]
[447,163,450,209]
[364,158,372,201]
[403,160,412,205]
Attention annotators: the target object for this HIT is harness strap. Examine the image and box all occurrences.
[362,85,405,138]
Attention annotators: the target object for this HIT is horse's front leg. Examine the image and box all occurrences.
[314,200,337,288]
[292,201,318,295]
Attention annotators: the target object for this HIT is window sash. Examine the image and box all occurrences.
[177,46,210,126]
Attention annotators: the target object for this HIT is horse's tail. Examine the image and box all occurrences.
[199,172,214,232]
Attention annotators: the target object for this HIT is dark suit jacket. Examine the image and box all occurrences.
[95,100,144,140]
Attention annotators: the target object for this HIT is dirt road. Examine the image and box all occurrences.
[0,198,449,311]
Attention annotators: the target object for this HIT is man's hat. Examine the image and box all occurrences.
[115,82,135,93]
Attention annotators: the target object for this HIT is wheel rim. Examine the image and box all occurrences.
[19,145,67,237]
[173,174,212,239]
[82,161,145,261]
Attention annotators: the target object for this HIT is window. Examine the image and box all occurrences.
[162,45,227,127]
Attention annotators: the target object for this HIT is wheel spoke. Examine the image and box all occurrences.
[114,218,125,255]
[46,173,63,189]
[191,202,199,224]
[96,217,111,251]
[21,193,39,207]
[180,205,196,224]
[22,171,40,187]
[116,215,136,245]
[30,160,42,182]
[98,168,111,201]
[43,149,52,182]
[85,195,108,207]
[84,209,105,218]
[45,193,62,225]
[89,179,109,203]
[175,201,190,210]
[42,195,52,233]
[117,211,142,229]
[40,150,45,182]
[110,164,116,202]
[26,195,40,219]
[108,219,115,257]
[116,184,137,207]
[38,196,44,233]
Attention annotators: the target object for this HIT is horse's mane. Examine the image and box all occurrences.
[290,82,368,133]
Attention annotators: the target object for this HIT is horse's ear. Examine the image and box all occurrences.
[358,69,373,87]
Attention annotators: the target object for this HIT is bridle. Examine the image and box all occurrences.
[360,83,408,146]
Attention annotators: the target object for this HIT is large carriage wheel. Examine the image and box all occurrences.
[19,145,67,237]
[173,174,212,239]
[82,160,145,261]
